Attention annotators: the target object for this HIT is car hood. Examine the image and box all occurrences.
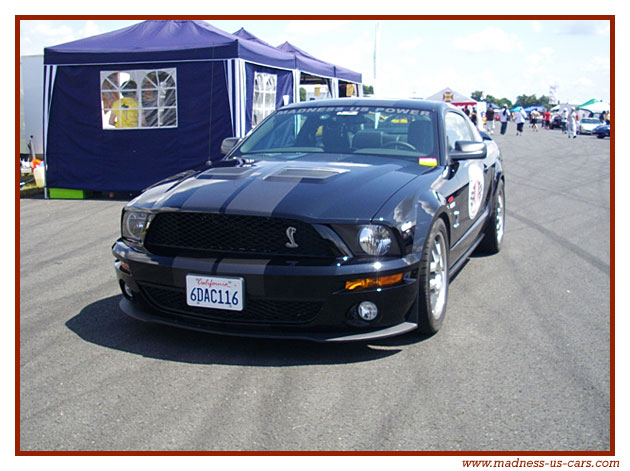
[130,154,434,223]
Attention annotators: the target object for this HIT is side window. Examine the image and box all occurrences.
[252,72,277,128]
[444,112,473,150]
[100,68,178,130]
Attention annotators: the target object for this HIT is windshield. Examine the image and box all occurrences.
[582,118,599,124]
[234,105,437,162]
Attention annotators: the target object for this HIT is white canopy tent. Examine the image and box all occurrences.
[579,101,610,114]
[425,87,477,106]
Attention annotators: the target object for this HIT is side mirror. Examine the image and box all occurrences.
[221,137,242,155]
[450,140,487,160]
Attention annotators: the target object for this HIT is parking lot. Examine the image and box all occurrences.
[19,124,611,452]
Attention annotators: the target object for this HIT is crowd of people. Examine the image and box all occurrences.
[465,104,611,138]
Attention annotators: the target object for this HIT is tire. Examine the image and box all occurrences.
[477,180,505,255]
[417,218,449,335]
[597,134,605,139]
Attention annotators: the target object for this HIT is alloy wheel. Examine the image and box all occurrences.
[428,232,448,320]
[496,191,505,244]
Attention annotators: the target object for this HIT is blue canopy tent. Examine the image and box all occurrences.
[234,30,362,100]
[231,28,297,131]
[43,20,299,193]
[276,41,362,99]
[524,105,546,113]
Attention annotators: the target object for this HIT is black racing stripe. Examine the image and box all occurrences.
[217,176,259,214]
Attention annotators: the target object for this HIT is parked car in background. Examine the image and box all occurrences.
[550,114,563,129]
[578,117,601,135]
[593,124,610,139]
[113,99,505,342]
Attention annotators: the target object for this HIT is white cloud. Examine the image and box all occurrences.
[557,20,610,36]
[81,20,101,38]
[32,22,74,39]
[581,56,610,72]
[452,27,523,53]
[526,53,543,65]
[20,20,103,55]
[531,21,542,33]
[577,77,594,87]
[318,31,373,82]
[399,37,423,52]
[541,47,554,62]
[526,47,554,66]
[285,20,351,37]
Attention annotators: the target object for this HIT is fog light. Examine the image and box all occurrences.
[357,301,378,321]
[120,280,134,300]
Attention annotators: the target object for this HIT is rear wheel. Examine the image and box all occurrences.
[477,180,505,254]
[417,219,449,334]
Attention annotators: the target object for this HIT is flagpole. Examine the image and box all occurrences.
[373,21,381,96]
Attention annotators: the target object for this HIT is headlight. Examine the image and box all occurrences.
[358,225,393,256]
[121,209,152,242]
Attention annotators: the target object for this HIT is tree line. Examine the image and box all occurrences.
[299,85,550,108]
[471,91,553,109]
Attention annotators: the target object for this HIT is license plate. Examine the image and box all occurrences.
[185,275,244,311]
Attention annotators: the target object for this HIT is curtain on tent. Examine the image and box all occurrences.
[46,61,231,192]
[244,63,293,132]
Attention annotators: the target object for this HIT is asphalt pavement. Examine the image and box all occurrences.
[19,123,611,451]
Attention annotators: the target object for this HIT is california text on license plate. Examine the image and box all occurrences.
[185,275,244,311]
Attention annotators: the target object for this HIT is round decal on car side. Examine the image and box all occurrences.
[468,164,484,220]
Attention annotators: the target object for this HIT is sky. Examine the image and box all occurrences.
[19,18,611,105]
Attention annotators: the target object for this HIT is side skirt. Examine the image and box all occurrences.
[448,232,485,279]
[448,206,490,278]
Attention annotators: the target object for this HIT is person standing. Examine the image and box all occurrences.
[485,106,495,134]
[561,108,568,134]
[544,109,551,129]
[500,105,510,135]
[109,80,139,129]
[567,107,578,139]
[531,109,540,132]
[514,108,526,136]
[470,108,478,127]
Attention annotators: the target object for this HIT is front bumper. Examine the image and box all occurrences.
[112,240,420,342]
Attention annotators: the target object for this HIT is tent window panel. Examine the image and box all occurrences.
[100,68,178,130]
[252,72,277,128]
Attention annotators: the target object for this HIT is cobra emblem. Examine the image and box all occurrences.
[285,226,299,248]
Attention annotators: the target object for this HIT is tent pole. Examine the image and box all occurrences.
[42,64,57,199]
[226,59,235,136]
[293,70,300,103]
[331,78,339,99]
[237,59,246,137]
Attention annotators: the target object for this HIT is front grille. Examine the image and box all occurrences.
[144,212,337,259]
[139,283,322,324]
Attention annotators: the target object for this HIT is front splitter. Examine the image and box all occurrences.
[119,297,418,343]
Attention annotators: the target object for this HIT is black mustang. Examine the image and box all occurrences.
[113,99,505,341]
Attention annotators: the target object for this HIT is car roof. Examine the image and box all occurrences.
[283,97,451,113]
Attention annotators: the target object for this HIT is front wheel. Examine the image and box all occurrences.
[477,180,505,254]
[417,219,449,335]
